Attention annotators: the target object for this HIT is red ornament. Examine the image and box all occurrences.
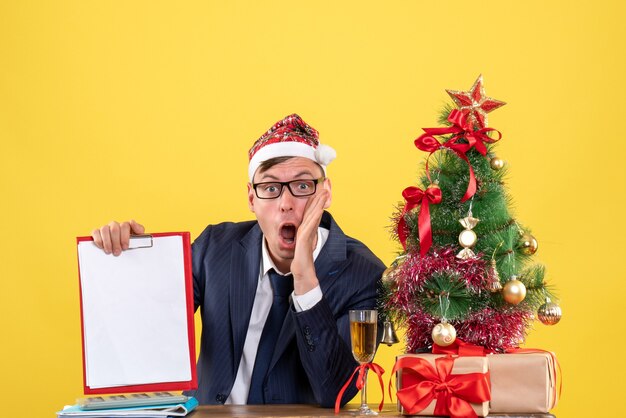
[446,75,506,128]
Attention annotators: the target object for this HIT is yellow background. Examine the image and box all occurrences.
[1,1,624,416]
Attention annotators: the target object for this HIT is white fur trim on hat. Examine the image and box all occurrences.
[248,141,336,182]
[314,144,337,167]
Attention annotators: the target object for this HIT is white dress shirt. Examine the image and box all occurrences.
[225,227,329,404]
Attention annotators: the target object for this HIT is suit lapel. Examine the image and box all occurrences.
[313,211,351,295]
[229,224,262,373]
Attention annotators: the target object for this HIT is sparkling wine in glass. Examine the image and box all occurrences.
[349,309,378,415]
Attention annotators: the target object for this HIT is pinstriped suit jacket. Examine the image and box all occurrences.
[184,211,385,407]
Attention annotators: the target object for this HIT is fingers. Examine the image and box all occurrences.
[301,189,330,228]
[99,223,113,254]
[130,219,145,235]
[109,221,122,256]
[92,228,104,249]
[91,220,145,256]
[291,191,328,283]
[297,190,330,244]
[121,220,145,250]
[120,222,131,251]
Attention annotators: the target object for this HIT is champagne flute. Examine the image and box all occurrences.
[349,309,378,415]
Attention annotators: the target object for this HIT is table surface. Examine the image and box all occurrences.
[187,404,556,417]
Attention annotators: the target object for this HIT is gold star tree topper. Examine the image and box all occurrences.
[446,75,506,128]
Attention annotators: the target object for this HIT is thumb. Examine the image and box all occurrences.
[130,219,145,235]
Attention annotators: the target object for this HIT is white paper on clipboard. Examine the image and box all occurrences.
[77,234,192,389]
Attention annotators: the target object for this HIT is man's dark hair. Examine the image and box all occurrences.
[257,156,295,173]
[256,156,324,178]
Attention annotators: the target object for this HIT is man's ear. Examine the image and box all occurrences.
[323,178,332,209]
[247,183,255,212]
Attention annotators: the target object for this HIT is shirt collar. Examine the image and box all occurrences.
[261,227,330,277]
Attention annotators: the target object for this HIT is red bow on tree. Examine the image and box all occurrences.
[397,185,442,255]
[414,109,502,202]
[390,355,491,418]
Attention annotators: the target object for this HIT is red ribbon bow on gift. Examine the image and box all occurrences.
[334,362,385,414]
[390,355,491,418]
[397,185,442,255]
[432,338,492,357]
[414,109,502,203]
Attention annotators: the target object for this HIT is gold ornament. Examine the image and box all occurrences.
[381,320,400,346]
[490,157,505,170]
[537,298,562,325]
[503,275,526,305]
[382,255,407,284]
[486,259,503,292]
[382,266,396,284]
[519,233,539,255]
[457,216,479,259]
[459,230,477,247]
[431,322,457,347]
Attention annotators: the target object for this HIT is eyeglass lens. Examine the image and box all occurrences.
[255,179,320,199]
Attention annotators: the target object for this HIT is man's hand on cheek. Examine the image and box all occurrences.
[290,189,331,295]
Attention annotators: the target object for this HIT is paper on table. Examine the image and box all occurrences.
[78,236,191,388]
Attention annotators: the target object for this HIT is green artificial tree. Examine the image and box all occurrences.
[382,75,562,353]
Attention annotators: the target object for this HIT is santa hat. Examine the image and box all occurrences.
[248,114,336,181]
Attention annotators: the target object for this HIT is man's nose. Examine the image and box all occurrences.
[278,186,297,211]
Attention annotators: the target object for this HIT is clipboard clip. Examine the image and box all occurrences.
[128,234,153,249]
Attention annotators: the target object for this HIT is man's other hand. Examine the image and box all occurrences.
[291,188,331,294]
[92,220,145,256]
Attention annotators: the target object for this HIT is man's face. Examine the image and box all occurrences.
[248,157,331,272]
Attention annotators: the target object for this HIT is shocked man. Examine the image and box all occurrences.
[91,114,385,406]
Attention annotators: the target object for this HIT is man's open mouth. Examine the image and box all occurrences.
[280,224,297,244]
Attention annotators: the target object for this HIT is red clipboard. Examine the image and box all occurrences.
[76,232,197,394]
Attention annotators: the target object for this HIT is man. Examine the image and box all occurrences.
[91,114,385,407]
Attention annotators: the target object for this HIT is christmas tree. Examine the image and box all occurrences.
[383,75,562,353]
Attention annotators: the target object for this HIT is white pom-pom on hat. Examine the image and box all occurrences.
[314,143,336,167]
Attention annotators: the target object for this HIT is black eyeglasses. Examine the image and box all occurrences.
[252,178,325,199]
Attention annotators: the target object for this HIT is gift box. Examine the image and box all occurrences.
[488,351,558,414]
[394,354,490,417]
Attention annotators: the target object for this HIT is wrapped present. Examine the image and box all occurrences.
[488,351,559,413]
[392,354,490,417]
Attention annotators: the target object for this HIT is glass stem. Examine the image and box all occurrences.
[360,368,368,412]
